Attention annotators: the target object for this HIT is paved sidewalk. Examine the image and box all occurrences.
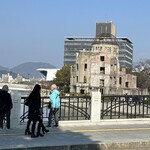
[0,124,150,150]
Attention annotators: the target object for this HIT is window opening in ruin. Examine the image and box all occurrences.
[76,76,78,82]
[84,64,87,71]
[100,79,104,87]
[100,88,104,94]
[80,89,85,94]
[100,67,105,74]
[119,77,122,84]
[77,64,78,70]
[100,56,105,61]
[84,76,87,83]
[125,82,129,87]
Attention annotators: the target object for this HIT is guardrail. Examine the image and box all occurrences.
[20,94,150,123]
[20,96,91,123]
[101,95,150,119]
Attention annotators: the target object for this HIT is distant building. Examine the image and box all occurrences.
[96,22,116,37]
[1,73,13,83]
[64,37,92,65]
[37,68,59,81]
[117,38,133,68]
[70,34,137,95]
[64,22,133,69]
[0,73,25,84]
[15,74,23,83]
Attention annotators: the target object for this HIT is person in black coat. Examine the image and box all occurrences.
[0,85,13,129]
[25,84,48,138]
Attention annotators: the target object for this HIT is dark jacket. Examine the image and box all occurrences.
[26,93,41,120]
[0,90,13,114]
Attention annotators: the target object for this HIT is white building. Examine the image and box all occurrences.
[1,73,13,83]
[37,68,59,81]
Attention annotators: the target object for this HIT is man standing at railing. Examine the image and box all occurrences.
[47,84,60,127]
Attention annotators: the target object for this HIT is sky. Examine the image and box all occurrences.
[0,0,150,68]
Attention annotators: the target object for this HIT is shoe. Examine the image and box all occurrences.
[37,132,44,137]
[54,125,59,127]
[25,129,31,135]
[31,134,38,138]
[42,128,49,134]
[46,125,51,127]
[44,129,49,133]
[6,126,10,129]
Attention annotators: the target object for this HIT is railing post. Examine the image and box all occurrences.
[90,91,101,122]
[10,92,21,128]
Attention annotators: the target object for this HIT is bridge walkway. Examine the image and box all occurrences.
[0,123,150,150]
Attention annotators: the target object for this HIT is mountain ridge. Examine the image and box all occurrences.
[0,62,57,79]
[0,65,9,71]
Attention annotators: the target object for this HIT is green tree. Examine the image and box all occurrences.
[133,59,150,90]
[52,65,71,93]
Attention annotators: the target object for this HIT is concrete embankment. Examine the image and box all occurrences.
[1,142,150,150]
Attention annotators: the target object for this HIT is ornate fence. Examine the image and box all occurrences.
[20,94,150,123]
[101,95,150,119]
[20,96,91,123]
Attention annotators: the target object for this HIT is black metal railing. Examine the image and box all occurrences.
[20,96,91,123]
[101,95,150,119]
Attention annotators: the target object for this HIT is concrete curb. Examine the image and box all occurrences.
[2,141,150,150]
[18,118,150,129]
[59,118,150,126]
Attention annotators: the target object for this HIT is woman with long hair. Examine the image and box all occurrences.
[25,84,47,137]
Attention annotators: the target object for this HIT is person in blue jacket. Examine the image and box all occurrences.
[47,84,60,127]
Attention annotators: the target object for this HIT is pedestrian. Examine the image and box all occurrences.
[0,85,13,130]
[24,84,48,138]
[47,84,60,127]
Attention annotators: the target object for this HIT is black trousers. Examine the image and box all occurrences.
[0,110,11,129]
[26,117,44,134]
[32,118,43,134]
